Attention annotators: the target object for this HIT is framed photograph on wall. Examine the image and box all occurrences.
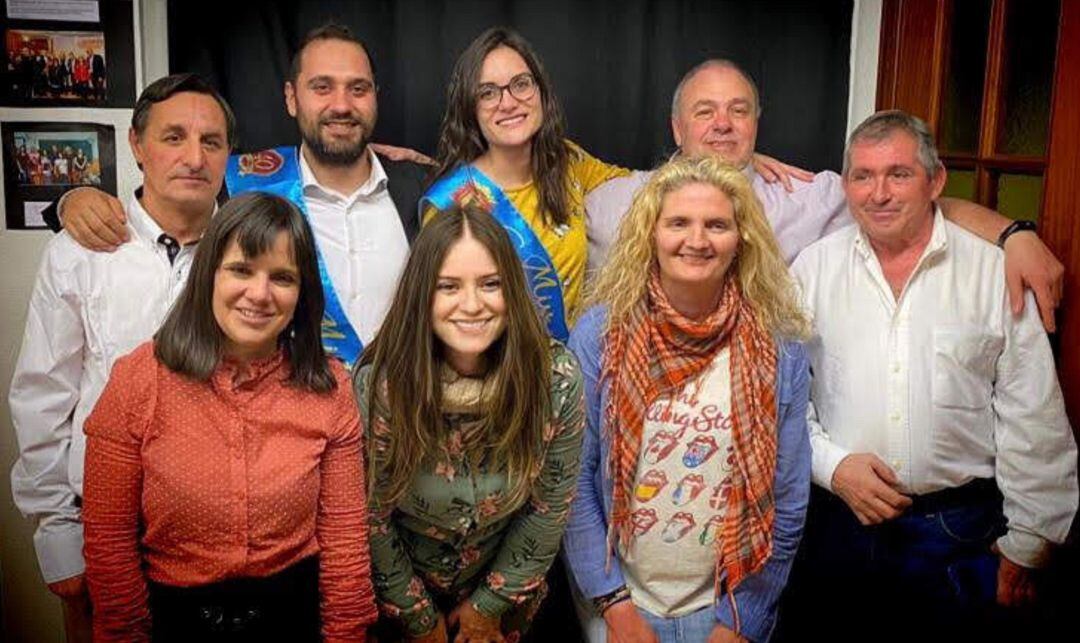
[0,0,134,107]
[2,120,115,229]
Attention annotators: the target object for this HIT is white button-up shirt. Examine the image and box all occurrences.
[9,194,196,583]
[299,148,409,345]
[791,209,1077,567]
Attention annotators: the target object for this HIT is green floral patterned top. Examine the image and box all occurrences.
[354,342,585,637]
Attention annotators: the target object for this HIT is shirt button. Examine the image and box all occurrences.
[891,363,900,373]
[890,413,901,422]
[892,459,903,470]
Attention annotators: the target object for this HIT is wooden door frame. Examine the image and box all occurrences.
[878,0,1080,427]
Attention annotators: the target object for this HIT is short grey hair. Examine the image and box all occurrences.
[670,59,762,119]
[843,110,942,178]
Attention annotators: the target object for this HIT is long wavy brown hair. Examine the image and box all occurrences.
[358,204,552,509]
[430,26,572,226]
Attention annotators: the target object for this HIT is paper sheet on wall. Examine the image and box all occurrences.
[5,0,99,22]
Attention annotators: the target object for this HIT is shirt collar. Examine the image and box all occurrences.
[299,145,388,202]
[853,205,948,263]
[126,188,166,246]
[127,186,214,250]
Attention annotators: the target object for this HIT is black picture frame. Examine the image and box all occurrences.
[2,121,116,229]
[1,0,135,107]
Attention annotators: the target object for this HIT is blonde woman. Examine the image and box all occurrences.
[564,155,811,643]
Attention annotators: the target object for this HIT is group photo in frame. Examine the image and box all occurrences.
[0,0,135,107]
[1,120,115,229]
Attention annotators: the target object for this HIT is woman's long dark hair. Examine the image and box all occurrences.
[155,192,335,393]
[431,26,572,226]
[358,204,552,508]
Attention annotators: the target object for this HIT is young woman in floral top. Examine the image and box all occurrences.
[354,203,585,642]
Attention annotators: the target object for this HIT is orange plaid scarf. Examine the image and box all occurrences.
[603,271,778,597]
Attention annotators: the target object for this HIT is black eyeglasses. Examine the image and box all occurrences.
[476,73,537,108]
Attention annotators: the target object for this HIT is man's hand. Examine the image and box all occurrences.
[751,153,814,192]
[996,554,1038,607]
[447,601,503,643]
[58,187,129,251]
[47,573,87,599]
[410,613,450,643]
[831,453,912,525]
[1003,230,1064,332]
[707,624,747,643]
[603,600,659,643]
[370,142,435,166]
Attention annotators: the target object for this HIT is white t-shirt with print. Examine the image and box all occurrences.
[621,347,734,617]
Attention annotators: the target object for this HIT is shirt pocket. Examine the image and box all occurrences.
[931,326,1001,411]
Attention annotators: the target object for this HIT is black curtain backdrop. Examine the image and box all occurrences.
[168,0,852,173]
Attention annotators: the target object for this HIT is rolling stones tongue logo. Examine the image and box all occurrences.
[699,514,725,545]
[672,473,706,506]
[644,427,684,464]
[683,435,719,468]
[237,149,285,177]
[661,512,697,543]
[634,469,668,503]
[631,508,659,536]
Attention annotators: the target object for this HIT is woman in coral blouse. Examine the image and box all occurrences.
[82,193,376,642]
[354,203,585,642]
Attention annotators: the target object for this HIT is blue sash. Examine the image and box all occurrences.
[225,146,363,368]
[421,166,569,341]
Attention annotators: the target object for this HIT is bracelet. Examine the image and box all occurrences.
[592,586,631,615]
[996,219,1037,248]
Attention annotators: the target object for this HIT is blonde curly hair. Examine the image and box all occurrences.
[589,154,809,339]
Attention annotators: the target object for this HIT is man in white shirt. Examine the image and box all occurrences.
[49,22,427,350]
[9,73,234,642]
[586,59,1065,332]
[789,110,1077,639]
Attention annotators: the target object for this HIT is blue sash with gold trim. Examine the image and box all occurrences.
[421,165,569,341]
[225,146,363,367]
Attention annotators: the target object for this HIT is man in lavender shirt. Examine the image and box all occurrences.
[585,59,1064,331]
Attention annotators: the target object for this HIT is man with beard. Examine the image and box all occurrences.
[46,23,426,364]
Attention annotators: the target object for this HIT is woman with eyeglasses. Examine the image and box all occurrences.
[422,26,630,343]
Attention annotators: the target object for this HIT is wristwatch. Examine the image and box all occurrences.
[996,219,1037,248]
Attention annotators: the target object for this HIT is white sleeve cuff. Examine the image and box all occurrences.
[33,522,86,584]
[811,438,851,491]
[996,530,1051,569]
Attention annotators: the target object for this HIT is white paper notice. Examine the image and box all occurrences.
[23,201,50,228]
[6,0,99,22]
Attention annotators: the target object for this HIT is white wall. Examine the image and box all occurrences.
[848,0,883,137]
[0,2,882,639]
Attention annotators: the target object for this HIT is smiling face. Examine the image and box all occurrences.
[474,46,543,152]
[285,38,377,166]
[654,182,740,305]
[843,131,944,250]
[672,64,759,169]
[431,229,508,376]
[129,91,229,215]
[212,231,301,363]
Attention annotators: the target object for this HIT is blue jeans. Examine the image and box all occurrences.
[640,606,716,643]
[777,484,1005,642]
[573,580,716,643]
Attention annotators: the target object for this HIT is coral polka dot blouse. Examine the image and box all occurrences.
[81,342,377,642]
